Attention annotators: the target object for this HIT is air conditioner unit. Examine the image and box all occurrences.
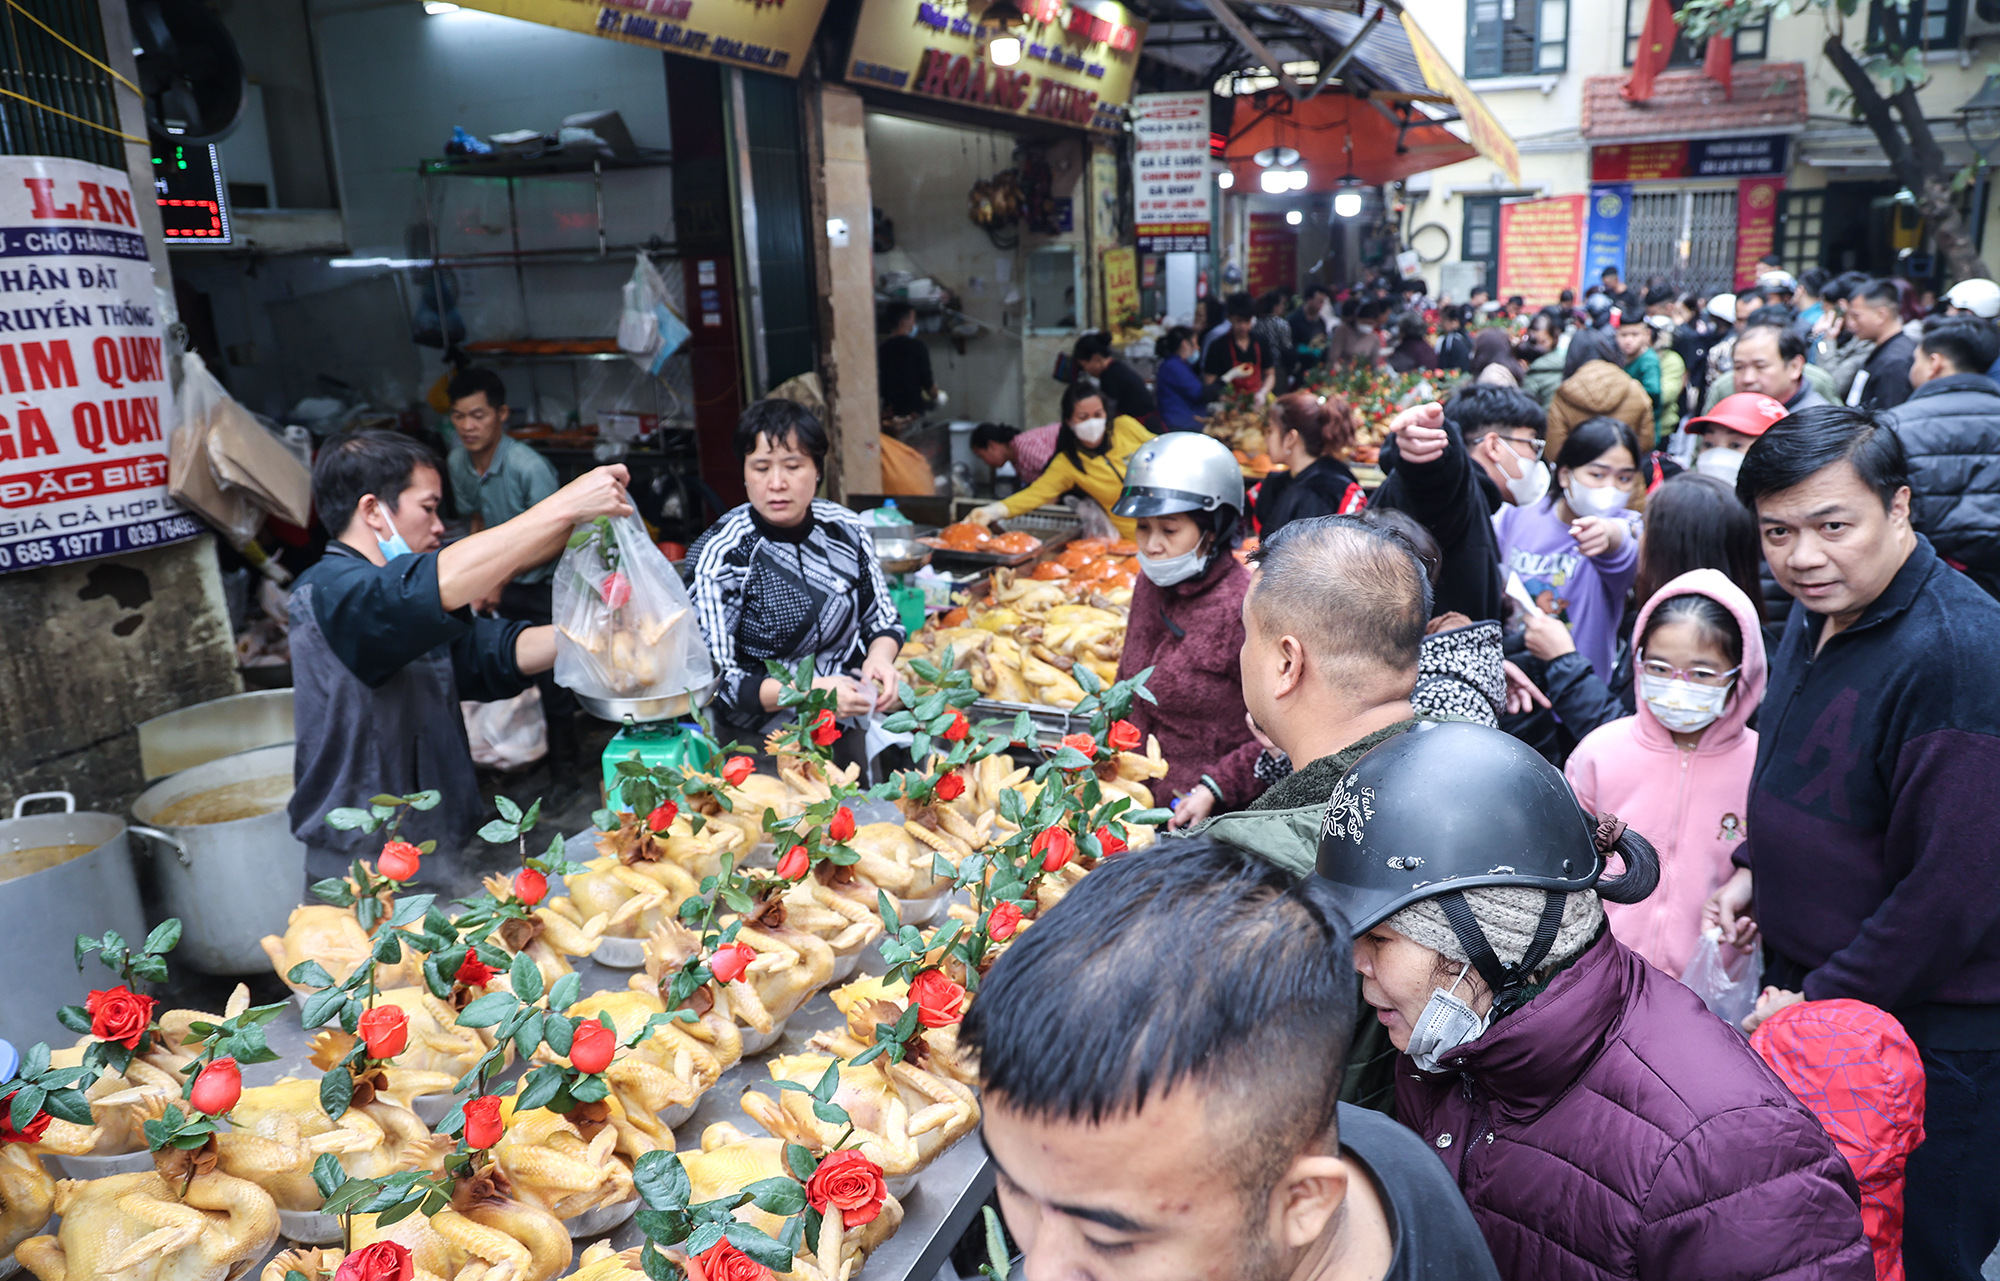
[1967,0,2000,39]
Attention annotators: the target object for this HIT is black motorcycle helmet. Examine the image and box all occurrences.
[1315,722,1625,999]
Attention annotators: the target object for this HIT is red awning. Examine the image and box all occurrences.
[1222,89,1478,191]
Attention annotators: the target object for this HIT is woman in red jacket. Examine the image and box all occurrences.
[1316,721,1872,1281]
[1111,432,1261,829]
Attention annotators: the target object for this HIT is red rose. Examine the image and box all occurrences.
[1032,825,1076,873]
[986,901,1023,941]
[569,1018,617,1074]
[933,771,965,801]
[86,985,156,1049]
[908,968,966,1029]
[334,1240,414,1281]
[1107,720,1142,753]
[647,801,679,832]
[454,948,497,987]
[776,845,810,880]
[943,709,969,742]
[809,708,840,747]
[463,1095,503,1150]
[190,1057,241,1115]
[709,942,756,984]
[1094,825,1128,858]
[513,867,548,906]
[377,840,422,882]
[805,1148,890,1227]
[0,1091,50,1145]
[691,1240,774,1281]
[722,756,756,787]
[827,806,856,843]
[357,1005,408,1059]
[601,572,632,610]
[1059,732,1097,760]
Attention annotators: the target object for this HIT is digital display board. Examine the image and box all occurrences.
[150,139,231,244]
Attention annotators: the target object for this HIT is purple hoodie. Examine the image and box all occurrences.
[1492,499,1640,682]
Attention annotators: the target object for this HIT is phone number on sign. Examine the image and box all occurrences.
[0,514,203,571]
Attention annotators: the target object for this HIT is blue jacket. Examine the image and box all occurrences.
[1155,354,1204,430]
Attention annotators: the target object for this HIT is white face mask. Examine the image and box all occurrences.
[1406,963,1491,1073]
[1138,546,1206,587]
[1564,476,1631,518]
[1355,323,1375,335]
[1697,447,1745,487]
[1640,673,1734,734]
[1073,415,1108,446]
[1505,458,1550,506]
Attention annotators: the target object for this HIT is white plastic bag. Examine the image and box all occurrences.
[1683,925,1763,1031]
[552,514,714,701]
[616,253,691,377]
[461,687,547,769]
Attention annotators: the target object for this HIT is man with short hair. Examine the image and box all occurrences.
[876,301,936,419]
[1709,405,2000,1281]
[1615,313,1664,417]
[969,421,1060,488]
[1287,282,1335,377]
[1204,292,1278,397]
[1732,322,1829,412]
[964,840,1501,1281]
[1844,279,1918,409]
[1072,330,1157,426]
[1888,316,2000,599]
[290,433,631,882]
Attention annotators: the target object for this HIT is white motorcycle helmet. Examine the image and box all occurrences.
[1945,278,2000,320]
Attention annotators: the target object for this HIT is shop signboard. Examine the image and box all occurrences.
[1591,134,1789,182]
[1246,212,1296,298]
[845,0,1144,133]
[1102,246,1138,328]
[455,0,833,76]
[1132,90,1210,253]
[1497,194,1585,307]
[1399,10,1521,186]
[0,157,193,575]
[1734,176,1783,290]
[1583,184,1632,286]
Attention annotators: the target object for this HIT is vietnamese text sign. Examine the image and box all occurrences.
[456,0,832,76]
[0,157,194,574]
[846,0,1144,132]
[1498,194,1586,307]
[1101,246,1138,328]
[1400,10,1521,185]
[1583,184,1631,288]
[1592,134,1788,182]
[1132,91,1209,252]
[1246,213,1297,298]
[1734,176,1782,291]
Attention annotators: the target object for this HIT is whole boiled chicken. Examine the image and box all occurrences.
[489,1100,633,1221]
[542,989,742,1147]
[343,1169,571,1281]
[635,916,833,1040]
[683,1122,904,1281]
[214,1076,456,1212]
[261,905,423,994]
[739,1051,977,1179]
[16,1167,279,1281]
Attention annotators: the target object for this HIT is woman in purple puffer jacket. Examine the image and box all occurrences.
[1315,722,1871,1281]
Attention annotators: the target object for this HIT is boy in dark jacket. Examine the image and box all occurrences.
[1887,315,2000,599]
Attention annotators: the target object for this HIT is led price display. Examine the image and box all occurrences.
[150,140,231,244]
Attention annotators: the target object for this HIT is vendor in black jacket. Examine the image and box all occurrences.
[289,430,632,883]
[1886,315,2000,599]
[1255,389,1365,540]
[1073,330,1158,429]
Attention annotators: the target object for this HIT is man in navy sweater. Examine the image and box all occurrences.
[1706,404,2000,1281]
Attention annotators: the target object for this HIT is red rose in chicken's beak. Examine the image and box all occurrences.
[569,1018,617,1074]
[908,969,967,1028]
[709,943,756,984]
[86,986,156,1049]
[1059,732,1097,759]
[986,901,1023,941]
[934,771,965,801]
[463,1095,503,1149]
[776,845,810,880]
[647,801,679,832]
[1107,719,1142,753]
[810,709,841,747]
[805,1148,890,1226]
[190,1057,242,1115]
[513,867,548,906]
[455,948,497,987]
[1094,825,1128,858]
[334,1241,414,1281]
[827,806,856,842]
[722,756,755,787]
[943,709,969,742]
[1032,825,1076,873]
[357,1005,409,1059]
[377,840,422,882]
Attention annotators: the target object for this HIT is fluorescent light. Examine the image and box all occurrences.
[1260,169,1290,193]
[1216,170,1234,189]
[1288,170,1308,191]
[989,35,1021,65]
[1286,209,1303,225]
[330,256,435,268]
[1333,190,1362,218]
[423,2,461,13]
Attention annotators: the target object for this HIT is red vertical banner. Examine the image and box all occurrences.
[1497,194,1587,307]
[1246,213,1297,297]
[1734,177,1783,290]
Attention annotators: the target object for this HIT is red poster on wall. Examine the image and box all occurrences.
[1497,194,1586,307]
[1734,177,1783,290]
[1247,213,1297,298]
[1590,142,1690,182]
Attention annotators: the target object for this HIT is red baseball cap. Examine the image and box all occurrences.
[1683,392,1789,437]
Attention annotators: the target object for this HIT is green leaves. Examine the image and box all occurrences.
[455,992,516,1029]
[632,1148,799,1275]
[319,1065,354,1120]
[509,952,544,1005]
[635,1149,693,1210]
[323,807,380,833]
[287,959,334,990]
[979,1204,1012,1280]
[479,794,545,846]
[72,919,180,985]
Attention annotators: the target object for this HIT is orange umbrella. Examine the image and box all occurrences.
[1222,89,1477,191]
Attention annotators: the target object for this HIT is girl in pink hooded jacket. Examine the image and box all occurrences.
[1565,568,1766,979]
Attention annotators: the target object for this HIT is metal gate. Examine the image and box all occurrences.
[1622,188,1739,296]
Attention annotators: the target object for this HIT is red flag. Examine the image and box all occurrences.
[1703,32,1733,97]
[1622,0,1676,102]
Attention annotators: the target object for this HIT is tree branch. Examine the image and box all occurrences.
[1822,34,1923,190]
[1892,79,1948,176]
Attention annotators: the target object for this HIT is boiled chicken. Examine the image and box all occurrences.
[214,1076,456,1211]
[683,1122,904,1281]
[542,989,741,1148]
[739,1051,978,1180]
[475,874,606,992]
[819,977,977,1087]
[548,854,703,941]
[311,987,491,1080]
[489,1100,634,1221]
[0,1146,58,1263]
[16,1168,279,1281]
[343,1174,572,1281]
[635,916,834,1040]
[261,905,423,994]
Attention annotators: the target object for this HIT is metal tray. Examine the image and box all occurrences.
[926,524,1079,570]
[576,680,716,725]
[969,697,1092,746]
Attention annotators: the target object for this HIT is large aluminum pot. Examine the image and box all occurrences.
[0,793,148,1046]
[135,689,294,782]
[129,744,304,975]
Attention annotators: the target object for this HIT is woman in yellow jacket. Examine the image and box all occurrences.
[967,384,1154,539]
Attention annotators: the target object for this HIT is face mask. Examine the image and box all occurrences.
[1504,458,1550,506]
[377,529,414,561]
[1355,323,1375,335]
[1565,476,1630,518]
[1406,963,1492,1074]
[1640,673,1733,734]
[1073,416,1108,446]
[1697,447,1745,487]
[1139,546,1206,587]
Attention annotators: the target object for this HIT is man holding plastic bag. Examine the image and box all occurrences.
[289,429,633,885]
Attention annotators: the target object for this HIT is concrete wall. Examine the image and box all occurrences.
[819,86,883,497]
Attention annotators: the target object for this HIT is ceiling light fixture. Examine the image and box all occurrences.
[1217,169,1234,189]
[1332,172,1365,218]
[1286,209,1303,225]
[423,1,460,13]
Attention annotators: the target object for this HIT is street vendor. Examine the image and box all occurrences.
[687,398,903,756]
[966,385,1153,540]
[1109,432,1262,822]
[290,430,633,883]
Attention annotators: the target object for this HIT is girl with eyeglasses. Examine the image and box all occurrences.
[1562,568,1766,981]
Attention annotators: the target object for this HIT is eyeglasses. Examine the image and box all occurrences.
[1496,436,1545,461]
[1640,660,1740,687]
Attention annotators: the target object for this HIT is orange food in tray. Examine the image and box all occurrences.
[1070,539,1110,556]
[1106,539,1138,556]
[1057,547,1097,571]
[990,531,1042,554]
[934,522,992,551]
[1030,561,1070,580]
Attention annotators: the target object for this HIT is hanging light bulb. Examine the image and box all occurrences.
[1217,170,1234,189]
[1332,173,1365,218]
[989,34,1021,64]
[1286,209,1303,226]
[1260,169,1291,193]
[984,0,1025,66]
[1288,170,1308,191]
